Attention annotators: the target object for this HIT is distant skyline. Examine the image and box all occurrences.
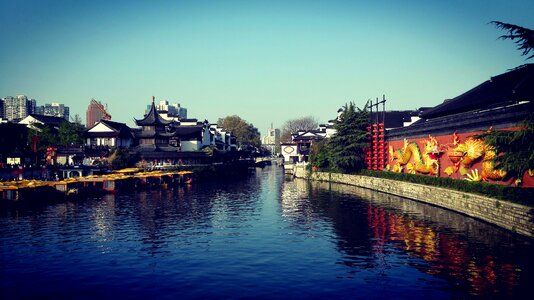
[1,0,533,134]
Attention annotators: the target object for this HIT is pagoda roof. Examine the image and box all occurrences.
[135,99,171,126]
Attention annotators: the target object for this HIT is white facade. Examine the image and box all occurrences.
[281,144,298,163]
[209,124,236,151]
[86,121,133,148]
[181,140,200,151]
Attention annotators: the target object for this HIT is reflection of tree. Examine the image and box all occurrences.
[280,179,374,259]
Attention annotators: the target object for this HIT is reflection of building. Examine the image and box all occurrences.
[262,124,280,155]
[86,99,111,128]
[313,181,522,297]
[35,102,70,120]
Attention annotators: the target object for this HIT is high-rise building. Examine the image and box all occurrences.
[0,98,4,119]
[2,95,36,121]
[36,102,70,120]
[145,100,187,120]
[86,99,111,128]
[262,124,281,154]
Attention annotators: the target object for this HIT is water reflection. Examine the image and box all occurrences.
[1,168,533,299]
[304,180,533,297]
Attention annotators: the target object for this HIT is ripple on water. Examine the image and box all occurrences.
[1,167,533,299]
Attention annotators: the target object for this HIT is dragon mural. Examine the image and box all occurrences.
[386,131,532,185]
[388,135,441,175]
[444,135,506,182]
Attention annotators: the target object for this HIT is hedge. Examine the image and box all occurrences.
[356,170,534,207]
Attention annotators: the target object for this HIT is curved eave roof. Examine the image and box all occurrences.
[135,101,171,126]
[421,64,534,119]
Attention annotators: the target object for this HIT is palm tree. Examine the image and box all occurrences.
[491,21,534,59]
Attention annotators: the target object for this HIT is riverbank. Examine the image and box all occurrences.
[293,165,534,238]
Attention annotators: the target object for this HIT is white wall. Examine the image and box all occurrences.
[281,145,298,162]
[181,140,200,151]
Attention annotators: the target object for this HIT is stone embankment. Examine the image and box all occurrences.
[294,165,534,238]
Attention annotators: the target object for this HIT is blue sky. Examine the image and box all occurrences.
[1,0,533,134]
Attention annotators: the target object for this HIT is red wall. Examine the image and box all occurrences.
[386,128,534,188]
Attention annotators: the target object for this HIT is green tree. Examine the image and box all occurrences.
[477,114,534,181]
[217,115,261,148]
[328,102,369,173]
[27,124,59,152]
[475,22,534,182]
[309,139,332,170]
[280,116,318,143]
[108,148,138,170]
[58,121,84,146]
[491,21,534,59]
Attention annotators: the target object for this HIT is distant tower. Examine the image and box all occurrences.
[262,123,281,154]
[86,99,111,128]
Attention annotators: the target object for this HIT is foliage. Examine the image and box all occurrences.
[27,124,59,152]
[360,170,534,207]
[309,139,331,170]
[58,121,84,146]
[476,113,534,181]
[328,102,369,173]
[217,115,261,148]
[107,148,138,170]
[280,116,319,143]
[28,117,84,151]
[309,102,369,173]
[491,21,534,59]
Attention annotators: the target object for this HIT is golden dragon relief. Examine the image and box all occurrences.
[387,135,441,175]
[445,136,506,182]
[386,133,507,182]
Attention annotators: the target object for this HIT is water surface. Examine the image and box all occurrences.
[1,167,533,299]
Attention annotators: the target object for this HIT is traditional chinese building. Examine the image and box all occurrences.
[384,64,534,187]
[133,97,212,166]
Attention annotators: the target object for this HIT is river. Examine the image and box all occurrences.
[1,166,533,299]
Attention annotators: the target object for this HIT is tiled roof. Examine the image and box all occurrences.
[421,64,534,119]
[370,110,420,129]
[135,101,171,126]
[27,114,67,126]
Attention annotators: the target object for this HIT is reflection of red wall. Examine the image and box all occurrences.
[366,205,519,296]
[387,128,534,187]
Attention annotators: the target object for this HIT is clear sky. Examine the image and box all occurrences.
[1,0,533,135]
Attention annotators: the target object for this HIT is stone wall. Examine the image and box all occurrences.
[294,165,534,238]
